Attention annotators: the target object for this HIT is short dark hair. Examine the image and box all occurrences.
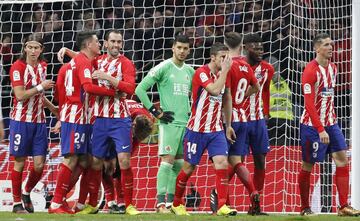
[104,29,122,41]
[313,32,331,46]
[243,33,262,44]
[210,42,228,56]
[173,34,190,45]
[20,33,44,61]
[224,32,242,49]
[76,31,97,49]
[133,115,153,141]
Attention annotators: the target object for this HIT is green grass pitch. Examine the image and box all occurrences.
[0,212,359,221]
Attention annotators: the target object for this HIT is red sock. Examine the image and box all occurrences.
[298,169,311,210]
[78,169,89,205]
[11,169,22,203]
[24,169,43,194]
[335,166,349,209]
[53,163,72,204]
[173,169,191,207]
[226,165,235,205]
[103,174,115,203]
[234,163,256,195]
[121,168,133,207]
[216,169,229,209]
[67,165,85,194]
[254,167,265,192]
[87,168,102,207]
[114,178,124,204]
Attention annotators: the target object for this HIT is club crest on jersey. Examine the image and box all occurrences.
[239,65,248,73]
[165,145,172,152]
[303,83,311,94]
[13,70,21,81]
[199,72,209,83]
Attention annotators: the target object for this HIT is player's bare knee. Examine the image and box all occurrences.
[14,157,25,171]
[63,155,78,170]
[253,154,266,169]
[302,161,314,172]
[33,162,44,172]
[332,151,348,167]
[161,154,175,164]
[91,156,103,170]
[213,156,228,170]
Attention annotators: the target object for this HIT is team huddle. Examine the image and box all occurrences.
[7,29,360,217]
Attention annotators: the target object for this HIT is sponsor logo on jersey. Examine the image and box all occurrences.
[321,87,334,97]
[165,145,172,152]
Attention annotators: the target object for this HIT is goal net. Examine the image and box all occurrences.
[0,0,352,213]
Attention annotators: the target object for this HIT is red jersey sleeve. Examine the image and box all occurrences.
[55,64,67,110]
[262,64,274,116]
[302,66,325,133]
[10,60,26,87]
[117,57,136,94]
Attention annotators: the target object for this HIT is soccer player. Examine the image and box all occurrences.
[222,32,262,214]
[171,42,236,216]
[48,31,116,214]
[298,33,360,216]
[101,99,153,214]
[135,35,194,212]
[240,33,274,215]
[79,29,138,215]
[9,34,57,213]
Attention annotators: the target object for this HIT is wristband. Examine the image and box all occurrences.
[36,84,44,92]
[148,105,162,118]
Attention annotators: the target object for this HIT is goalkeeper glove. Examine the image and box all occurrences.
[148,105,174,124]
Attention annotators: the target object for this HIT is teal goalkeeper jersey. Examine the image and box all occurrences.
[135,58,195,126]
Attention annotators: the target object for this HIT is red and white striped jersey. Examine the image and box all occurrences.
[10,59,47,123]
[300,59,337,133]
[187,65,224,133]
[59,53,93,124]
[240,60,274,121]
[93,54,136,118]
[125,99,152,121]
[226,58,257,122]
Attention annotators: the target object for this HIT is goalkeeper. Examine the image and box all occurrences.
[135,34,194,213]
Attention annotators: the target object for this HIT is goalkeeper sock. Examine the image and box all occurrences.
[173,169,191,207]
[24,168,43,194]
[67,164,85,193]
[166,159,183,202]
[157,161,173,206]
[53,163,72,204]
[215,169,229,209]
[234,163,256,195]
[78,169,89,205]
[335,166,349,208]
[103,173,115,203]
[87,168,102,207]
[11,169,22,203]
[254,167,265,193]
[121,168,133,207]
[298,169,311,210]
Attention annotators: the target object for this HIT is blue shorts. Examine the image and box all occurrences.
[105,140,117,160]
[60,122,88,156]
[9,120,48,157]
[244,119,270,156]
[228,122,248,156]
[86,124,93,154]
[92,117,132,159]
[183,129,228,165]
[300,124,347,163]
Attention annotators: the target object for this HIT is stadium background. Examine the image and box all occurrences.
[0,0,352,214]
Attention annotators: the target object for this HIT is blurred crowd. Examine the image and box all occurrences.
[0,0,352,144]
